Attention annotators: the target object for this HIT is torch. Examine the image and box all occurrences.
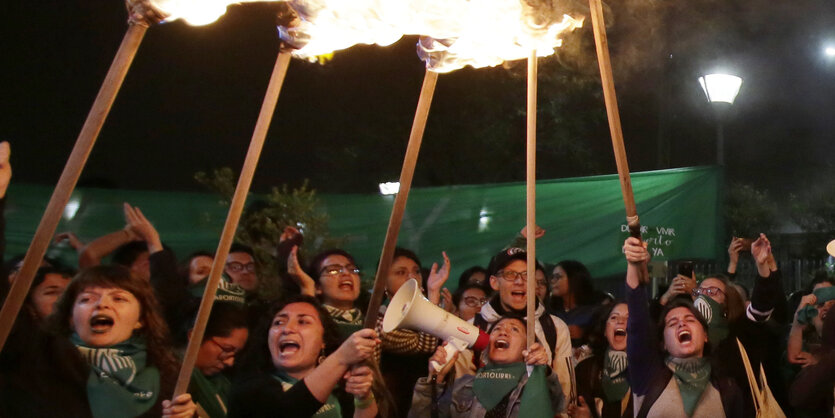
[587,0,649,282]
[0,0,169,352]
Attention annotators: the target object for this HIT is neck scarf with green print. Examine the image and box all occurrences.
[272,370,341,417]
[666,356,711,417]
[72,334,159,418]
[601,349,629,402]
[693,294,728,350]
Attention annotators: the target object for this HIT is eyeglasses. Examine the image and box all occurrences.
[536,280,547,287]
[497,270,528,282]
[693,286,724,297]
[226,262,256,273]
[209,338,240,359]
[320,264,361,276]
[463,296,488,308]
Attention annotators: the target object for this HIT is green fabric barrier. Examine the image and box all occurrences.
[4,166,721,281]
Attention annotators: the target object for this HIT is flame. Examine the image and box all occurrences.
[147,0,281,26]
[279,0,583,72]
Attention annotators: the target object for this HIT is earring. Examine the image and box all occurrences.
[317,348,326,365]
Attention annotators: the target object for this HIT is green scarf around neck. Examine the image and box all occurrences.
[71,334,160,418]
[272,370,341,417]
[188,273,247,306]
[472,362,526,411]
[797,286,835,325]
[601,349,629,402]
[666,356,711,417]
[190,370,230,418]
[694,294,728,350]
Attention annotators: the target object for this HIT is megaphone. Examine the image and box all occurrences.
[383,279,489,371]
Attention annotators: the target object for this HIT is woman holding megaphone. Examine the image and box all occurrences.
[229,295,380,418]
[408,314,565,417]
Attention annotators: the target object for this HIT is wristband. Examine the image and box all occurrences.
[354,392,375,409]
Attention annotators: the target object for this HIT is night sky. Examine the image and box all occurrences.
[4,1,835,196]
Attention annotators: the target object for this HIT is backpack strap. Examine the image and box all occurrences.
[636,368,673,418]
[538,314,558,360]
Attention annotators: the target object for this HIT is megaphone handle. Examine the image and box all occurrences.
[431,338,468,372]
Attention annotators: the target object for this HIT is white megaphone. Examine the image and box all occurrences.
[383,279,489,371]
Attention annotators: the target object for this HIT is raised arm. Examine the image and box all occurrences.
[747,233,785,322]
[623,237,662,396]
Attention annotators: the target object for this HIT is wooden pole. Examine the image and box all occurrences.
[587,0,642,239]
[525,51,537,349]
[0,23,148,352]
[363,70,439,329]
[173,51,292,396]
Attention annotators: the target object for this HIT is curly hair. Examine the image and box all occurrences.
[553,260,597,307]
[48,265,179,400]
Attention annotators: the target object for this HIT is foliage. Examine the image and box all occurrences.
[724,182,779,238]
[195,167,344,300]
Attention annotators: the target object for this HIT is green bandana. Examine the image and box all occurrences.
[601,349,629,402]
[694,294,728,349]
[72,334,160,418]
[188,273,247,306]
[518,365,556,418]
[323,304,364,341]
[272,371,341,417]
[472,362,526,411]
[666,356,711,417]
[190,370,230,418]
[797,287,835,325]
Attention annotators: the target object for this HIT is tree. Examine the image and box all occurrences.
[195,167,344,300]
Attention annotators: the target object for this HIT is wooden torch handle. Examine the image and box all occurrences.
[0,23,148,352]
[173,51,292,396]
[363,69,439,329]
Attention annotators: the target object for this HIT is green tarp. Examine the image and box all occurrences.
[5,166,721,280]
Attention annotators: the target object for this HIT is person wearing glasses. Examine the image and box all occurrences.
[466,248,573,409]
[187,303,249,418]
[224,244,259,293]
[453,282,489,322]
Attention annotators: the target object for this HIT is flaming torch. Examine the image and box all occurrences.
[0,0,174,352]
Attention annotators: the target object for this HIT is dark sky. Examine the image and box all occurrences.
[4,1,835,195]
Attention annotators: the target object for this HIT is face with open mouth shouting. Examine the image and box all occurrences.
[663,306,707,359]
[317,255,360,310]
[488,317,527,364]
[269,302,326,379]
[72,286,142,347]
[491,260,528,312]
[604,303,629,351]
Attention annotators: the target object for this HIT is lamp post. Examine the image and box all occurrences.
[698,73,742,166]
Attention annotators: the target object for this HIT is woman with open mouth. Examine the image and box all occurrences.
[0,265,196,417]
[574,301,632,418]
[409,314,564,417]
[622,237,743,417]
[229,295,382,417]
[287,248,366,341]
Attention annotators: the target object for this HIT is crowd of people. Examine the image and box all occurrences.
[1,141,834,418]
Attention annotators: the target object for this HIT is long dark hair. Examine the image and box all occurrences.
[551,260,596,310]
[48,265,179,399]
[236,295,342,377]
[587,301,627,357]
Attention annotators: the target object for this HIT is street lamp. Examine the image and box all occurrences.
[698,73,742,166]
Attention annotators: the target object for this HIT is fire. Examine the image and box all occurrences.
[146,0,281,26]
[279,0,583,72]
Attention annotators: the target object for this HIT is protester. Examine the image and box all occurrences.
[409,314,564,417]
[229,295,379,417]
[376,247,449,417]
[188,303,249,418]
[622,237,743,417]
[467,248,574,404]
[225,244,259,293]
[452,282,488,322]
[25,266,74,320]
[457,265,489,289]
[287,247,365,340]
[1,265,195,417]
[574,302,633,418]
[181,251,214,286]
[548,260,604,349]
